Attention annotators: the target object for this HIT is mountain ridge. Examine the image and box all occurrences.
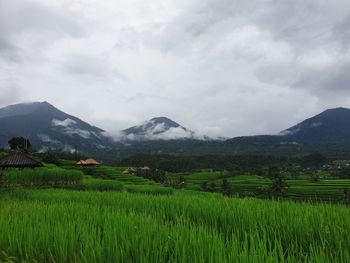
[1,102,350,156]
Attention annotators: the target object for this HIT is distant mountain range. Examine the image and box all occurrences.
[1,101,350,157]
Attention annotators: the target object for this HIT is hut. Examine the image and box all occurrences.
[76,158,100,167]
[0,152,43,169]
[141,166,151,171]
[123,167,137,174]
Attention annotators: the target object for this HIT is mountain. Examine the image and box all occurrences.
[279,107,350,144]
[121,117,196,140]
[0,102,110,152]
[1,102,350,158]
[224,107,350,156]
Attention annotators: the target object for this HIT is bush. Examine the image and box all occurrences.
[84,178,124,192]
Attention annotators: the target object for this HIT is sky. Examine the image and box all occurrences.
[1,0,350,138]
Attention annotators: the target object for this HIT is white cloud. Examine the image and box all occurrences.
[37,134,60,144]
[52,118,77,127]
[51,118,91,139]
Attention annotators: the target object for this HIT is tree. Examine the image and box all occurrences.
[343,188,350,205]
[311,172,321,183]
[177,175,186,189]
[208,181,216,192]
[221,178,232,196]
[268,167,289,198]
[8,137,32,152]
[200,181,208,192]
[300,153,328,169]
[42,151,61,165]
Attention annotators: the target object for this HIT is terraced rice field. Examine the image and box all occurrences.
[169,171,350,201]
[0,189,348,262]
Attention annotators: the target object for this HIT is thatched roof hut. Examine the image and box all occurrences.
[76,158,100,167]
[0,152,43,169]
[141,166,151,171]
[123,167,137,174]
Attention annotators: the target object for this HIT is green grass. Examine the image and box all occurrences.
[83,178,124,192]
[125,184,174,195]
[0,189,348,262]
[3,166,83,187]
[82,166,159,186]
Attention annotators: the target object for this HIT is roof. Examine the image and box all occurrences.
[0,153,43,168]
[123,167,137,173]
[76,158,100,166]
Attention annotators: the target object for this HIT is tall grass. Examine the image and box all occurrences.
[0,190,348,262]
[125,184,173,195]
[83,178,124,192]
[3,167,83,186]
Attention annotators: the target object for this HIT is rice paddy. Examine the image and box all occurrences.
[0,164,349,262]
[3,166,83,187]
[0,189,349,262]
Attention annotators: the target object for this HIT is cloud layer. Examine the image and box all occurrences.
[1,0,350,137]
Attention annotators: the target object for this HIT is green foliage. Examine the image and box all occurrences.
[84,178,124,192]
[125,185,173,195]
[0,190,349,262]
[300,153,328,168]
[41,151,61,165]
[221,178,232,196]
[3,167,83,187]
[344,188,350,205]
[8,137,32,151]
[266,167,289,198]
[119,154,289,173]
[134,168,168,184]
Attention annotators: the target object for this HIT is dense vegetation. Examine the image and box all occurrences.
[3,165,83,187]
[118,153,329,173]
[1,148,350,262]
[0,189,348,262]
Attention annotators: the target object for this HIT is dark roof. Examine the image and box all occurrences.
[0,153,43,168]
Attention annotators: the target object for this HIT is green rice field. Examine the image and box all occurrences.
[169,171,350,202]
[1,164,350,262]
[0,189,349,262]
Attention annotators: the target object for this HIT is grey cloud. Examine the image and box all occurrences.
[1,0,350,138]
[0,85,22,107]
[0,0,85,63]
[0,0,84,37]
[332,12,350,51]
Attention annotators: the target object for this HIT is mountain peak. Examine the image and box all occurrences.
[279,106,350,143]
[150,117,181,128]
[0,101,108,152]
[122,117,195,141]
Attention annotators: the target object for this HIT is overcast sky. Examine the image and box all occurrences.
[1,0,350,137]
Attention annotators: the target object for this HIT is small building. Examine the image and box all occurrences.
[76,158,100,167]
[123,167,137,174]
[0,152,43,169]
[141,166,151,171]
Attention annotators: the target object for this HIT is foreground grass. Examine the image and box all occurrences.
[0,190,349,262]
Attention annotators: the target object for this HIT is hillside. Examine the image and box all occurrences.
[0,102,110,152]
